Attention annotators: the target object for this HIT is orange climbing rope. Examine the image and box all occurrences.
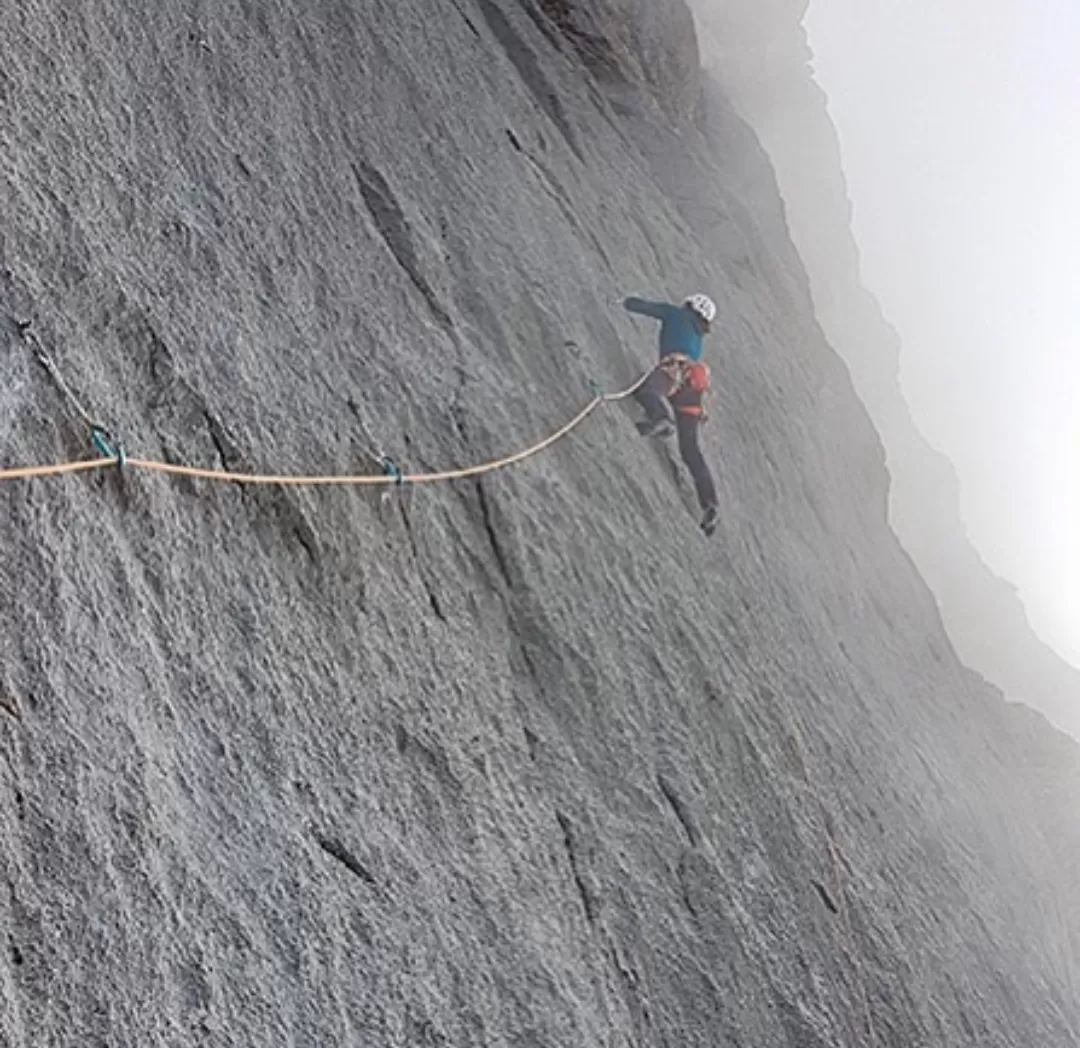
[0,374,649,488]
[0,458,118,482]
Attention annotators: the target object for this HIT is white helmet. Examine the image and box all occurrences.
[684,293,717,325]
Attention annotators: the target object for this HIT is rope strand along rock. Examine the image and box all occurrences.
[0,372,649,488]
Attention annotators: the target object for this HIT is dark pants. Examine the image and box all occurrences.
[637,366,717,511]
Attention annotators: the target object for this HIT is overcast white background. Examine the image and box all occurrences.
[803,0,1080,663]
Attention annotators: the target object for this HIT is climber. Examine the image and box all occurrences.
[624,293,719,536]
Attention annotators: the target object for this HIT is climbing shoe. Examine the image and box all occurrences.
[636,417,675,439]
[700,504,719,537]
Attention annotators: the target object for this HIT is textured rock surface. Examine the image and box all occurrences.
[692,0,1080,739]
[1,2,1078,1046]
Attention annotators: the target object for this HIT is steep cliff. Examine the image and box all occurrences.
[1,2,1078,1046]
[691,0,1080,740]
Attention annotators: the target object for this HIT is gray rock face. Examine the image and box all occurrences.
[522,0,702,121]
[1,2,1077,1046]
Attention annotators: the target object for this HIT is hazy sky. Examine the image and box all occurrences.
[803,1,1080,663]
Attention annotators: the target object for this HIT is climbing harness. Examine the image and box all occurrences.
[0,373,650,488]
[656,354,710,394]
[655,354,711,419]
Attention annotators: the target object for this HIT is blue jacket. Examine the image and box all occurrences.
[623,297,706,362]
